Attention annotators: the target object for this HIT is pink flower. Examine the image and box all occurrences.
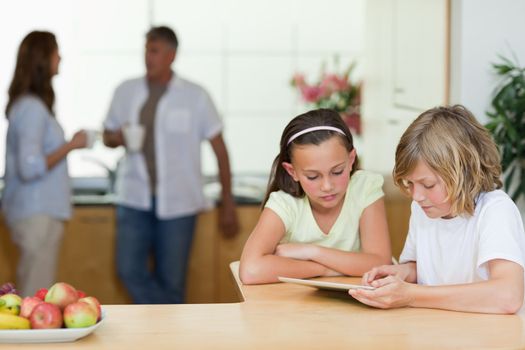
[290,59,362,134]
[320,74,349,95]
[300,85,325,103]
[291,73,306,88]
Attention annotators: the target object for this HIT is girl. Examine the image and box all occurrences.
[350,105,525,314]
[3,31,88,296]
[239,109,392,284]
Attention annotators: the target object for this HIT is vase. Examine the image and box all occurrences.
[340,110,361,136]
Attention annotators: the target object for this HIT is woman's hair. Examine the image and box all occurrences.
[5,31,58,117]
[262,108,358,206]
[393,104,502,216]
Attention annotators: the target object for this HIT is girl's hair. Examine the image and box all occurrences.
[5,31,58,117]
[262,108,358,206]
[393,105,502,216]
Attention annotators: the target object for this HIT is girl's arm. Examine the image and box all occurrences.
[239,208,337,285]
[275,198,392,275]
[350,259,524,314]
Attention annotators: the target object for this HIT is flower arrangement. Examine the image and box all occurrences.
[291,59,362,135]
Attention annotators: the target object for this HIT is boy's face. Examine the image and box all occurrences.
[404,159,453,219]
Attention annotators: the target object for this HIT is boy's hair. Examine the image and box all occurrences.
[146,26,178,50]
[262,109,358,206]
[393,105,502,216]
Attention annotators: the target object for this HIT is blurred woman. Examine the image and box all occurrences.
[3,31,87,296]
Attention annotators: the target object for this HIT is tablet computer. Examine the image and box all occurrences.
[278,276,375,291]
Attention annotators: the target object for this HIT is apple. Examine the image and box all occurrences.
[0,294,22,315]
[45,282,78,310]
[19,296,43,318]
[63,301,97,328]
[78,296,101,321]
[77,290,87,298]
[34,288,48,301]
[29,302,63,329]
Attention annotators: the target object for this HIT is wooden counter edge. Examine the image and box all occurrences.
[229,261,246,302]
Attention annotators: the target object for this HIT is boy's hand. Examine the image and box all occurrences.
[362,263,415,286]
[349,275,415,309]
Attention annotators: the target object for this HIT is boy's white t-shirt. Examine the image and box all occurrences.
[400,190,525,287]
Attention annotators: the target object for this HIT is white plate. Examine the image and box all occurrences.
[278,277,375,292]
[0,309,106,343]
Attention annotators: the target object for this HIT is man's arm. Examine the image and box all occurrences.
[209,133,239,238]
[103,129,125,148]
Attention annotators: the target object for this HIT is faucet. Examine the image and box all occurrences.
[81,156,117,194]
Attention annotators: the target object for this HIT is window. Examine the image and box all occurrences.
[0,0,365,178]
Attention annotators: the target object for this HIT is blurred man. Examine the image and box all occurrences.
[103,26,238,304]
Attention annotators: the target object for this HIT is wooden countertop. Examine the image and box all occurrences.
[7,262,524,349]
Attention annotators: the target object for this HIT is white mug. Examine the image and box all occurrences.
[123,124,145,152]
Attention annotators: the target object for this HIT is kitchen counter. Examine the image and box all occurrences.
[9,261,525,349]
[0,174,412,305]
[70,174,268,206]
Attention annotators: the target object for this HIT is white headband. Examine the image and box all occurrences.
[287,126,346,146]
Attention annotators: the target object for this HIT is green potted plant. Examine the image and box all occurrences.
[485,55,525,202]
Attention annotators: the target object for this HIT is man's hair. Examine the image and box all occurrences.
[146,26,178,50]
[393,105,502,217]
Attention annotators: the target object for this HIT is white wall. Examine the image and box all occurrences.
[449,0,525,220]
[449,0,525,123]
[0,0,366,178]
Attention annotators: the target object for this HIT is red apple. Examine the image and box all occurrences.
[34,288,48,301]
[19,296,43,318]
[77,290,87,298]
[78,296,101,321]
[29,302,63,329]
[45,282,78,310]
[63,301,97,328]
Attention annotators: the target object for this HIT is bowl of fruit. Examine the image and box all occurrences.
[0,282,105,343]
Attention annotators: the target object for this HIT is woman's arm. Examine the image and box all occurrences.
[46,130,87,169]
[350,259,524,314]
[16,113,86,180]
[275,198,392,276]
[239,208,336,285]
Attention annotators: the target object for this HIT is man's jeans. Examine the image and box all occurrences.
[115,199,196,304]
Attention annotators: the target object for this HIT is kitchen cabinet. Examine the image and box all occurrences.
[392,0,448,111]
[361,0,449,174]
[0,205,261,304]
[0,180,410,303]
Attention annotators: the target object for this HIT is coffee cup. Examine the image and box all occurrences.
[123,124,145,153]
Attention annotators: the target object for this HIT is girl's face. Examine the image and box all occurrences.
[50,48,61,76]
[404,159,453,219]
[282,136,356,212]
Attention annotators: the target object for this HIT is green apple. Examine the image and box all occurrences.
[45,282,78,310]
[78,296,101,321]
[0,294,22,315]
[63,301,97,328]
